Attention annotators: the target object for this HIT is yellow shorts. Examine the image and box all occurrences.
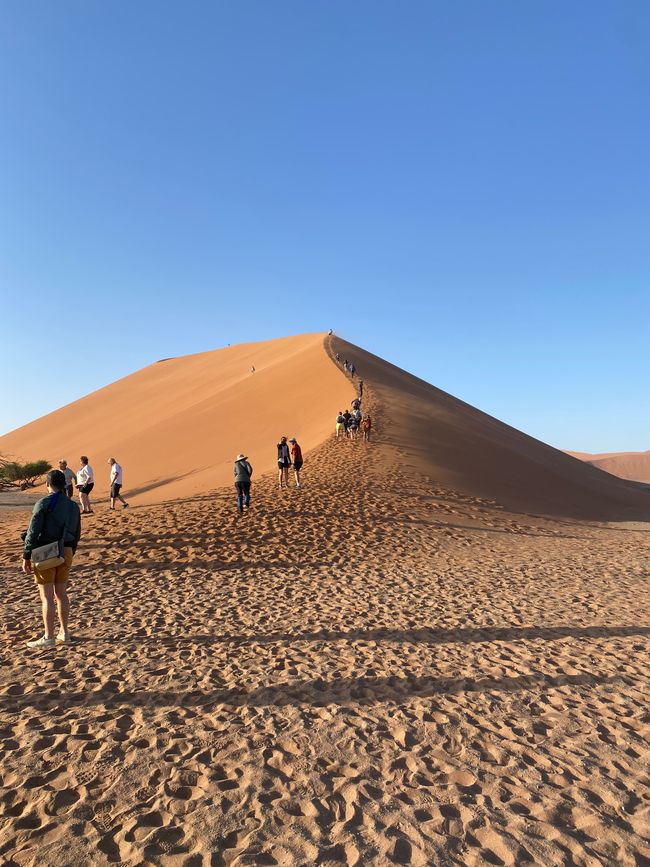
[34,547,74,585]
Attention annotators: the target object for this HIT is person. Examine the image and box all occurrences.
[342,410,352,435]
[251,366,255,373]
[76,456,94,514]
[361,414,372,442]
[349,362,356,379]
[108,458,129,510]
[336,411,345,439]
[352,407,362,425]
[343,360,348,372]
[351,398,361,410]
[348,415,359,440]
[58,460,76,499]
[289,438,303,487]
[328,328,333,336]
[234,454,253,513]
[358,379,364,398]
[277,436,291,488]
[22,469,81,647]
[335,352,340,363]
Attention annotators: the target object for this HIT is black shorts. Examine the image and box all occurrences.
[293,461,303,471]
[110,483,122,498]
[278,460,291,469]
[79,483,94,495]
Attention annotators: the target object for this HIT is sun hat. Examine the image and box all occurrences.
[235,453,247,461]
[289,438,297,443]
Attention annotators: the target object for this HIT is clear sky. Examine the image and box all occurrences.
[1,1,648,452]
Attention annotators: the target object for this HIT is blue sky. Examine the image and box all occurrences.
[1,1,648,452]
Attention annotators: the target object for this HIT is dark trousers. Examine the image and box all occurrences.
[235,481,251,512]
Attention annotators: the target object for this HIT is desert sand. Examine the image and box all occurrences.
[567,450,650,484]
[1,334,649,866]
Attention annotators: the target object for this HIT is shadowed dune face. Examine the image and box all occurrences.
[0,333,354,504]
[567,450,650,484]
[331,337,649,521]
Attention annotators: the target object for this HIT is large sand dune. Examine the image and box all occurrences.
[567,449,650,484]
[0,334,355,504]
[2,333,648,521]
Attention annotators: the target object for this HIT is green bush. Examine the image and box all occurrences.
[0,457,52,490]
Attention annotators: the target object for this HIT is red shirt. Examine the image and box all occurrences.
[291,443,303,462]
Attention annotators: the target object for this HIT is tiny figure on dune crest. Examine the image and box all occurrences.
[251,365,255,373]
[108,458,129,510]
[277,436,291,488]
[234,453,253,514]
[335,352,340,363]
[289,438,303,488]
[362,414,372,442]
[351,397,361,411]
[358,379,364,398]
[336,411,345,439]
[328,328,333,336]
[22,469,81,648]
[58,460,75,499]
[76,456,94,514]
[349,362,356,379]
[343,359,349,372]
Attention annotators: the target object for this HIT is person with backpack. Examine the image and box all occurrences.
[335,411,345,439]
[22,469,82,648]
[277,436,291,488]
[234,454,253,513]
[361,414,372,442]
[289,438,303,488]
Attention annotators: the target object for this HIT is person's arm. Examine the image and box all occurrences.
[22,502,46,571]
[72,504,81,552]
[247,462,253,478]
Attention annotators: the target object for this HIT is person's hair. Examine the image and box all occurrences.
[47,469,66,491]
[80,455,88,464]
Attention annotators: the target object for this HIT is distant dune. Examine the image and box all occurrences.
[2,333,648,520]
[0,333,354,504]
[566,450,650,484]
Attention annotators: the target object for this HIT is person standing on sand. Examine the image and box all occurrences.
[277,437,291,488]
[336,412,345,439]
[361,414,372,442]
[289,438,303,488]
[58,460,76,499]
[76,456,94,514]
[234,454,253,513]
[22,469,81,647]
[358,379,364,398]
[108,458,129,510]
[349,362,356,379]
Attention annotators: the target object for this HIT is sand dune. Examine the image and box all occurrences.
[330,337,649,521]
[0,334,354,504]
[1,335,649,865]
[567,449,650,484]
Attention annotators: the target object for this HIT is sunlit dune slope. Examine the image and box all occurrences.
[332,337,649,520]
[567,450,650,484]
[0,334,355,504]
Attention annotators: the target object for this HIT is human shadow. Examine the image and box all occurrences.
[88,623,650,648]
[0,671,620,712]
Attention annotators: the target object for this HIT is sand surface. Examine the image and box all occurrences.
[567,450,650,484]
[1,338,649,865]
[0,333,354,505]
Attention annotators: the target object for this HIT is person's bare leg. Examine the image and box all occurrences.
[294,468,301,487]
[54,583,70,635]
[110,497,115,510]
[117,493,129,507]
[38,584,56,639]
[278,468,283,488]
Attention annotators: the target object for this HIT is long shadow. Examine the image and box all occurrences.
[0,671,620,712]
[84,624,650,647]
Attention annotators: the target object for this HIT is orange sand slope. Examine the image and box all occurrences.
[0,334,354,504]
[567,450,650,484]
[331,337,649,521]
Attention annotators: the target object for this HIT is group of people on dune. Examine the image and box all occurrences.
[232,435,303,515]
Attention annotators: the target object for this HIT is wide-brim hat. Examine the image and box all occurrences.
[289,438,297,443]
[235,454,247,461]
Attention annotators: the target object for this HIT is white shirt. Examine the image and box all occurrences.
[77,464,94,485]
[110,462,123,485]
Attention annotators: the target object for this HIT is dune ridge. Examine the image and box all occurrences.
[567,449,650,484]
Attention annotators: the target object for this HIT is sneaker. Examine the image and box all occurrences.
[26,636,55,648]
[123,504,129,509]
[56,632,72,644]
